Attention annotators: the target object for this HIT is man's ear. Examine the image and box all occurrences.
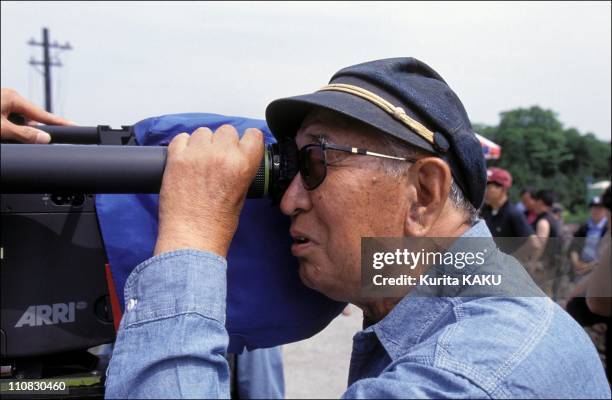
[404,158,452,237]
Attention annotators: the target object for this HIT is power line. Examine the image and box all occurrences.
[28,27,72,113]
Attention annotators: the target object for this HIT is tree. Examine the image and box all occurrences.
[477,106,611,214]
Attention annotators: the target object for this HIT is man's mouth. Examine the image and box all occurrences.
[290,230,314,256]
[291,240,312,257]
[293,236,310,245]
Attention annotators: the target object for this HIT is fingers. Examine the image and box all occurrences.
[0,119,51,143]
[214,124,240,146]
[1,88,73,143]
[189,127,213,146]
[155,125,265,257]
[10,93,75,126]
[167,132,189,157]
[241,128,265,168]
[170,125,263,169]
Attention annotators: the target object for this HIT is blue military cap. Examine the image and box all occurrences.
[265,57,487,210]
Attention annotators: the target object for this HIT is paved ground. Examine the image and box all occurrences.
[282,305,363,398]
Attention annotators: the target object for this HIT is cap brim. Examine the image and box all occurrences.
[265,90,435,153]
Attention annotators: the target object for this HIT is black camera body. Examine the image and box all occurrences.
[1,193,116,364]
[0,126,137,395]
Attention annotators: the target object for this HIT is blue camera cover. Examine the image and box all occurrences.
[96,113,345,353]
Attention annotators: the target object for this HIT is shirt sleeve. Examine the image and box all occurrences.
[342,361,489,399]
[104,249,231,399]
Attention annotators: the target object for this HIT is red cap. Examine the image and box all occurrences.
[487,167,512,189]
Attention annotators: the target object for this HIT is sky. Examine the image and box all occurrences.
[1,1,610,141]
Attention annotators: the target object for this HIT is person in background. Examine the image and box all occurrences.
[530,189,562,297]
[234,347,285,399]
[549,201,576,298]
[569,196,609,279]
[481,167,536,255]
[551,202,564,222]
[517,187,538,225]
[1,87,74,142]
[515,189,528,214]
[532,190,561,247]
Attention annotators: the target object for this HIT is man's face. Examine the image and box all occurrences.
[484,182,504,206]
[280,109,412,302]
[590,205,607,223]
[534,199,548,214]
[521,193,535,211]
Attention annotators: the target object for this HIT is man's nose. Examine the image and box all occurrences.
[280,174,312,216]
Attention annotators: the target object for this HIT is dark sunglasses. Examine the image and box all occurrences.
[298,139,418,190]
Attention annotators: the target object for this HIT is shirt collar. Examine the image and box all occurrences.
[369,220,493,360]
[491,199,510,215]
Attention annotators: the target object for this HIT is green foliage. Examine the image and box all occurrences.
[478,106,611,217]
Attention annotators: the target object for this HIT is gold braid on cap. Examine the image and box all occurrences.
[318,83,435,144]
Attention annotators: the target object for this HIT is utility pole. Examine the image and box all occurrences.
[28,27,72,113]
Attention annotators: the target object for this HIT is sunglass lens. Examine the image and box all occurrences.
[300,145,326,190]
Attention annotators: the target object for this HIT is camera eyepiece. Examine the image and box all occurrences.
[246,137,298,202]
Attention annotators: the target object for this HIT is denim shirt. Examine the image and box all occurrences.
[105,221,610,399]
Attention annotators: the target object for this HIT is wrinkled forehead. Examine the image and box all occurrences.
[296,108,382,148]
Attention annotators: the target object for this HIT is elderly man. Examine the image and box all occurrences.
[104,58,610,398]
[480,167,545,272]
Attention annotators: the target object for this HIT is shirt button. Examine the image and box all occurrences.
[126,298,138,311]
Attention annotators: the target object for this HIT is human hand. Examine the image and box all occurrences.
[154,125,264,258]
[573,259,594,276]
[1,88,74,143]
